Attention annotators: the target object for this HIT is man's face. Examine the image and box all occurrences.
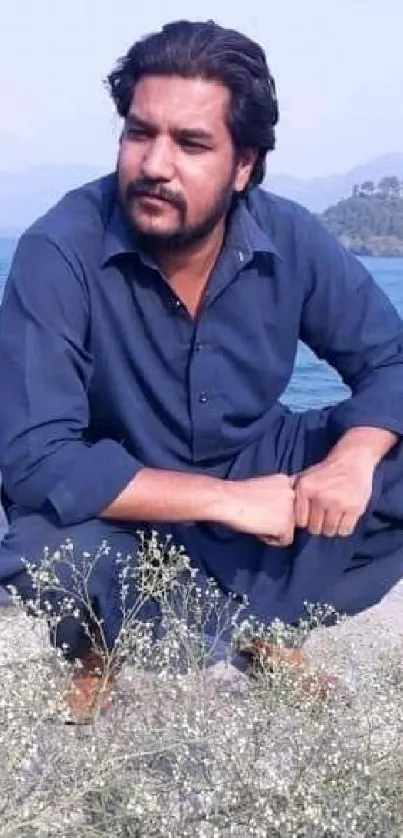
[117,75,254,249]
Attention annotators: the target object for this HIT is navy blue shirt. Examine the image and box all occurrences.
[1,173,403,528]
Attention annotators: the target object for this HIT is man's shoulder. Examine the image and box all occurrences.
[246,186,315,234]
[244,186,337,264]
[21,173,116,258]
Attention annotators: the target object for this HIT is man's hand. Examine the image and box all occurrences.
[220,474,296,546]
[293,452,375,538]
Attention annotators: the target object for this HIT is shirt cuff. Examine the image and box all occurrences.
[330,397,403,440]
[47,439,143,525]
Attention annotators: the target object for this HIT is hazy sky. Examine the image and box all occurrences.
[1,0,402,178]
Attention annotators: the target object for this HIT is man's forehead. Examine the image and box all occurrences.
[129,75,230,129]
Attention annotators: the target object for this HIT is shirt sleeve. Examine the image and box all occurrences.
[299,213,403,438]
[0,231,143,525]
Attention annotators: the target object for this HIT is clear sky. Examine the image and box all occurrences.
[1,0,402,178]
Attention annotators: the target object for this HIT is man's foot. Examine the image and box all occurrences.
[245,638,341,701]
[64,649,116,724]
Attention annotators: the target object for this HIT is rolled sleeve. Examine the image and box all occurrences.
[300,215,403,437]
[48,439,143,525]
[0,231,143,524]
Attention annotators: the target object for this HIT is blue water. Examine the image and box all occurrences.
[1,237,403,410]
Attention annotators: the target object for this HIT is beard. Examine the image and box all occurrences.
[121,170,237,252]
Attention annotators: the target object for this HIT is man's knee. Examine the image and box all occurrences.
[4,564,91,659]
[327,547,403,617]
[0,511,139,657]
[0,509,136,579]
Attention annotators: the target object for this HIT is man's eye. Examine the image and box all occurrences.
[125,127,147,140]
[181,140,208,153]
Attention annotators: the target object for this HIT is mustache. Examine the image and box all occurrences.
[125,179,186,213]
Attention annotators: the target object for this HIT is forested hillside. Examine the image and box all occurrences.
[320,176,403,256]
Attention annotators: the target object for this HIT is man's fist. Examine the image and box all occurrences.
[294,453,375,538]
[219,474,296,546]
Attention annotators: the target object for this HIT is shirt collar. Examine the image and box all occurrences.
[102,200,149,268]
[225,197,282,263]
[102,191,282,268]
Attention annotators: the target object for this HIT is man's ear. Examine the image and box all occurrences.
[234,149,258,193]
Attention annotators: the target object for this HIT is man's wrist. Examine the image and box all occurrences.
[329,426,398,469]
[207,478,241,526]
[202,477,229,523]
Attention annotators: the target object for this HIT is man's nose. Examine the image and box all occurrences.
[141,138,174,181]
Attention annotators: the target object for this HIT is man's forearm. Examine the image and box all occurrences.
[100,467,297,545]
[100,467,224,523]
[328,425,399,467]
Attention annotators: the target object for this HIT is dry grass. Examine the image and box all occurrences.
[0,532,402,837]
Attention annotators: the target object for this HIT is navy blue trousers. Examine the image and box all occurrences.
[0,405,402,659]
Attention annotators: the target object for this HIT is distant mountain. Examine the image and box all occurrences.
[265,153,403,212]
[1,154,403,235]
[0,165,104,236]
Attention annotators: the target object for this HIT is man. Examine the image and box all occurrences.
[1,20,403,719]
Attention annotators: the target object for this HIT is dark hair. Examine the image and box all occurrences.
[106,20,279,190]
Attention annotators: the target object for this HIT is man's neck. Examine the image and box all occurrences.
[152,219,226,285]
[149,220,227,318]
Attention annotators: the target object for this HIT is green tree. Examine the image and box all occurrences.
[360,180,375,197]
[378,176,401,199]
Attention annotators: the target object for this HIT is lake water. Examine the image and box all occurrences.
[1,237,403,410]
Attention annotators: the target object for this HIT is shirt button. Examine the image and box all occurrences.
[195,341,203,352]
[199,392,209,404]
